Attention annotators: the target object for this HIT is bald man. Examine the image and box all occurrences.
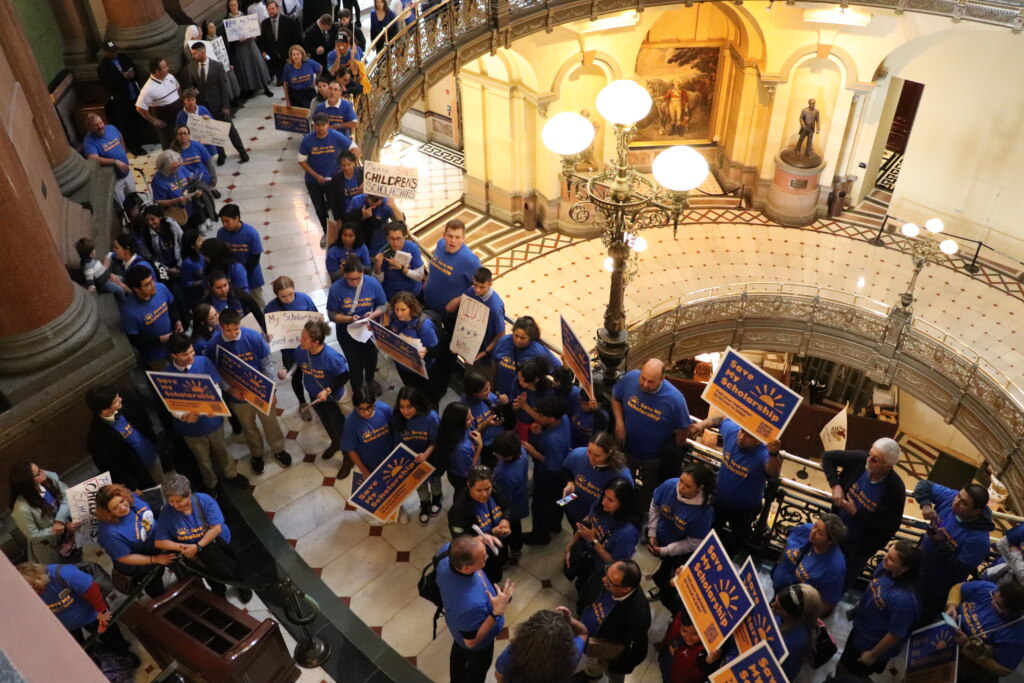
[611,359,692,510]
[82,113,135,205]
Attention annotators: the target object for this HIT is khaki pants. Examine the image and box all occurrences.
[148,458,166,485]
[183,428,237,488]
[232,400,285,457]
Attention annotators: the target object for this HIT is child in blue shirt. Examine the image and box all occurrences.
[491,431,529,562]
[521,395,571,546]
[434,402,483,494]
[342,386,394,477]
[459,371,507,465]
[392,387,441,524]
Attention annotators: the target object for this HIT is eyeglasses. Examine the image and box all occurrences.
[602,564,626,588]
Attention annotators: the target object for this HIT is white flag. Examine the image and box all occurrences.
[819,404,849,450]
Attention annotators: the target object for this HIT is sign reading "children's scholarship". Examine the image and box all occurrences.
[363,160,418,200]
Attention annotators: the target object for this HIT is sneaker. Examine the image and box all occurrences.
[429,495,443,516]
[319,234,327,248]
[298,402,312,422]
[418,502,430,525]
[274,450,292,467]
[251,456,265,475]
[238,588,253,603]
[227,474,250,487]
[646,586,661,602]
[398,507,410,524]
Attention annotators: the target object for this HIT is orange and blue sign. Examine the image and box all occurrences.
[672,530,754,652]
[350,444,435,522]
[369,320,429,379]
[733,558,788,665]
[700,347,802,443]
[905,621,958,683]
[709,640,788,683]
[272,104,311,134]
[216,346,276,416]
[146,371,230,416]
[560,315,593,401]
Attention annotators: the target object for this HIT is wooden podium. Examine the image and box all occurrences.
[122,577,300,683]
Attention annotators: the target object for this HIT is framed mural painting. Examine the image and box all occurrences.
[632,44,723,147]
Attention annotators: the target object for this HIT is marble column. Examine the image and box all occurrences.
[0,0,93,202]
[101,0,186,72]
[47,0,101,81]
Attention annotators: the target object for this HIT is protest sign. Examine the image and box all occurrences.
[273,104,311,134]
[201,37,230,66]
[241,312,262,334]
[906,621,958,683]
[68,472,112,547]
[349,444,435,522]
[265,310,323,352]
[560,315,593,401]
[733,558,789,664]
[187,113,232,147]
[450,296,490,362]
[672,530,754,652]
[363,160,418,199]
[709,640,788,683]
[147,371,230,416]
[368,319,428,378]
[700,347,802,443]
[223,14,260,41]
[216,347,276,415]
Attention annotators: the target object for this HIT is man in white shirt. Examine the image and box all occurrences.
[136,57,183,149]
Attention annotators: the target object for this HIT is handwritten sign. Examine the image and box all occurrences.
[368,319,428,379]
[68,472,113,547]
[733,558,789,664]
[700,347,802,443]
[223,14,260,41]
[709,640,788,683]
[200,37,230,67]
[560,315,593,401]
[672,530,754,652]
[363,160,418,199]
[273,104,311,134]
[186,113,232,147]
[147,371,230,416]
[350,444,435,521]
[216,346,276,415]
[450,295,490,361]
[906,621,958,683]
[266,310,323,352]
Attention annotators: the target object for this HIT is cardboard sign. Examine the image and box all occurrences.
[265,310,323,352]
[273,104,311,134]
[186,113,232,147]
[67,472,113,547]
[672,530,754,652]
[223,14,260,41]
[216,346,276,415]
[905,621,958,683]
[362,160,418,199]
[709,640,789,683]
[147,371,230,416]
[450,295,490,362]
[700,347,802,443]
[200,37,230,67]
[560,315,594,401]
[368,319,428,379]
[733,558,789,665]
[241,312,263,334]
[349,444,435,521]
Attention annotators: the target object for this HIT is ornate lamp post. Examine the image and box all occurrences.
[896,218,959,311]
[541,80,709,386]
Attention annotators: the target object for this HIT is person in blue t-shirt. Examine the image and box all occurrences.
[216,204,266,308]
[460,371,507,465]
[372,222,424,299]
[326,256,388,391]
[82,113,135,204]
[913,480,994,622]
[522,395,571,546]
[392,387,441,523]
[491,432,528,561]
[946,578,1024,680]
[570,391,610,449]
[424,218,482,316]
[381,292,440,398]
[564,476,640,594]
[494,607,588,683]
[95,484,175,598]
[312,80,358,137]
[448,465,513,583]
[770,583,823,682]
[450,267,506,366]
[172,125,217,190]
[490,316,562,423]
[326,222,370,281]
[84,385,163,490]
[342,385,394,479]
[327,152,365,229]
[326,34,363,75]
[295,320,352,472]
[264,275,320,417]
[120,264,181,369]
[561,431,633,527]
[838,540,920,678]
[689,414,782,555]
[345,193,401,255]
[152,149,200,226]
[434,402,483,494]
[771,515,847,614]
[176,91,217,156]
[298,113,358,244]
[282,46,322,108]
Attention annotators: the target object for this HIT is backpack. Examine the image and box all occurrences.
[416,548,450,639]
[806,618,838,668]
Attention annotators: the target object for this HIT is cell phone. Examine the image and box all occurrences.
[382,247,396,259]
[556,493,577,507]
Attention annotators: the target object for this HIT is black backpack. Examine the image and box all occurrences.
[416,549,449,639]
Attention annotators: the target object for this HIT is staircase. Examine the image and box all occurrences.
[841,187,892,231]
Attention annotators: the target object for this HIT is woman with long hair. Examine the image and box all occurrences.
[492,315,562,413]
[221,0,272,97]
[771,583,823,682]
[295,320,351,468]
[326,222,370,282]
[180,229,205,310]
[95,484,175,599]
[381,291,439,398]
[560,431,632,528]
[190,302,219,356]
[328,151,364,224]
[459,370,507,467]
[392,387,441,524]
[510,355,554,439]
[564,476,640,592]
[369,0,398,48]
[495,608,588,683]
[9,462,80,564]
[434,402,482,494]
[448,465,512,582]
[201,237,249,292]
[281,45,321,108]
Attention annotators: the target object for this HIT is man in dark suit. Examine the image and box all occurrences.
[85,385,163,492]
[303,0,334,31]
[96,41,148,155]
[260,0,303,86]
[303,13,337,71]
[575,559,650,682]
[183,42,250,165]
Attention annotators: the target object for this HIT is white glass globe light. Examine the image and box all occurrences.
[604,257,615,272]
[595,80,652,125]
[901,223,920,238]
[541,112,596,156]
[939,239,959,255]
[632,235,648,252]
[925,218,945,234]
[652,146,710,192]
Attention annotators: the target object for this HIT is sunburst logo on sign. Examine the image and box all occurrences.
[716,579,742,615]
[755,384,787,418]
[385,463,404,480]
[186,379,208,394]
[929,633,952,651]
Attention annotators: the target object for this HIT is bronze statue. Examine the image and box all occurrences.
[795,98,820,156]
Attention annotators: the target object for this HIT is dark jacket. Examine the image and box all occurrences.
[303,0,334,30]
[302,21,336,70]
[97,53,143,102]
[821,449,906,553]
[448,486,510,537]
[182,57,233,114]
[259,13,303,62]
[577,570,651,675]
[86,400,158,491]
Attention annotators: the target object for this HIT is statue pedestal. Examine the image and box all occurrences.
[764,151,827,226]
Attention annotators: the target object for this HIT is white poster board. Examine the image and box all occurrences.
[201,37,231,66]
[450,296,490,361]
[223,14,261,42]
[363,160,419,200]
[265,310,323,352]
[68,472,113,547]
[187,113,232,147]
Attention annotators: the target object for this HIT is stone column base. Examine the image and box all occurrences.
[52,153,96,204]
[0,286,100,378]
[106,15,187,72]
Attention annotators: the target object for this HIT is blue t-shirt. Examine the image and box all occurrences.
[282,59,321,91]
[850,566,919,661]
[299,128,352,184]
[471,497,505,534]
[342,402,393,472]
[177,140,213,185]
[492,336,562,398]
[532,416,571,474]
[459,393,503,446]
[960,580,1024,671]
[562,447,633,522]
[111,413,160,469]
[841,470,887,531]
[436,545,503,651]
[461,287,505,359]
[779,615,812,681]
[175,106,217,155]
[331,172,365,219]
[1006,522,1024,548]
[82,125,130,179]
[393,410,439,454]
[570,405,609,450]
[448,430,477,478]
[716,419,771,508]
[378,242,424,298]
[180,254,205,309]
[495,635,586,681]
[611,370,691,460]
[204,328,271,404]
[152,166,195,218]
[326,244,370,274]
[583,506,640,569]
[155,492,231,544]
[347,195,394,254]
[97,500,157,577]
[40,564,98,631]
[492,450,529,519]
[919,483,993,592]
[120,284,175,362]
[295,345,349,401]
[326,274,387,341]
[385,314,438,369]
[326,47,363,69]
[167,356,225,437]
[264,291,318,314]
[651,478,715,546]
[312,98,358,135]
[424,241,481,313]
[217,223,265,288]
[770,522,846,606]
